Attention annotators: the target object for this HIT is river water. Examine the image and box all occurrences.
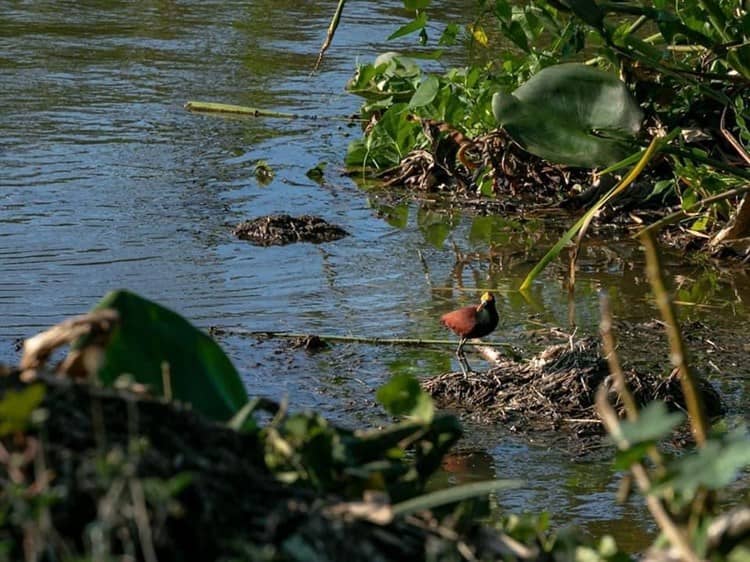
[1,0,748,552]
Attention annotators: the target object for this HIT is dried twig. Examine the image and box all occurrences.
[707,106,750,246]
[596,385,700,562]
[598,290,638,419]
[639,231,708,445]
[720,105,750,166]
[19,309,119,381]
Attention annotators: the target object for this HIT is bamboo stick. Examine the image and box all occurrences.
[184,100,364,123]
[598,290,638,420]
[184,101,303,119]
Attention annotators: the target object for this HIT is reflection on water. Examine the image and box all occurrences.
[1,0,749,552]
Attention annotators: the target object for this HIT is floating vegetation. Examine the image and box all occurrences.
[423,337,724,441]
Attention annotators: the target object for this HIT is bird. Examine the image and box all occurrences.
[440,292,499,377]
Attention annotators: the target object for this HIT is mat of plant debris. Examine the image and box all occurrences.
[234,214,349,246]
[380,126,669,209]
[422,337,724,440]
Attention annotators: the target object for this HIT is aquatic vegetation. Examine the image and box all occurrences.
[346,0,750,258]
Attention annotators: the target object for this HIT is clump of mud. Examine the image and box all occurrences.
[423,337,724,439]
[234,214,349,246]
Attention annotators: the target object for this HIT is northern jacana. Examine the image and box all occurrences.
[440,292,498,377]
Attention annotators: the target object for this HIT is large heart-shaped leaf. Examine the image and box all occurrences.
[492,63,643,167]
[88,290,248,422]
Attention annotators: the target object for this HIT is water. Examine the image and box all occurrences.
[1,0,748,552]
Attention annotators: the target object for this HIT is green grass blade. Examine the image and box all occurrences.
[391,479,523,517]
[519,135,664,291]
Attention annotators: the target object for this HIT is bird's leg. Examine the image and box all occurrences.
[458,359,469,378]
[456,337,471,378]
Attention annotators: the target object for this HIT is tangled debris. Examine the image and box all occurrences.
[423,337,724,440]
[378,125,591,203]
[375,121,679,222]
[234,214,349,246]
[289,334,330,352]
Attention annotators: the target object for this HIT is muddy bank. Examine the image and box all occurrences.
[0,371,484,562]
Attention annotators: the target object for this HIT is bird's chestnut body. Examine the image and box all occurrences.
[441,292,499,376]
[441,292,498,339]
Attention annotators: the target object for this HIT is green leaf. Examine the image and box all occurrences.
[660,430,750,497]
[613,441,654,470]
[388,11,429,40]
[563,0,604,29]
[653,10,681,42]
[649,179,675,200]
[439,23,460,46]
[142,472,194,502]
[376,374,434,423]
[690,214,711,232]
[492,63,643,167]
[87,290,248,422]
[345,138,369,169]
[254,160,274,185]
[493,0,512,22]
[616,401,684,446]
[346,54,422,102]
[409,75,440,108]
[477,170,494,197]
[0,385,45,436]
[504,20,530,51]
[305,161,327,183]
[346,103,422,170]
